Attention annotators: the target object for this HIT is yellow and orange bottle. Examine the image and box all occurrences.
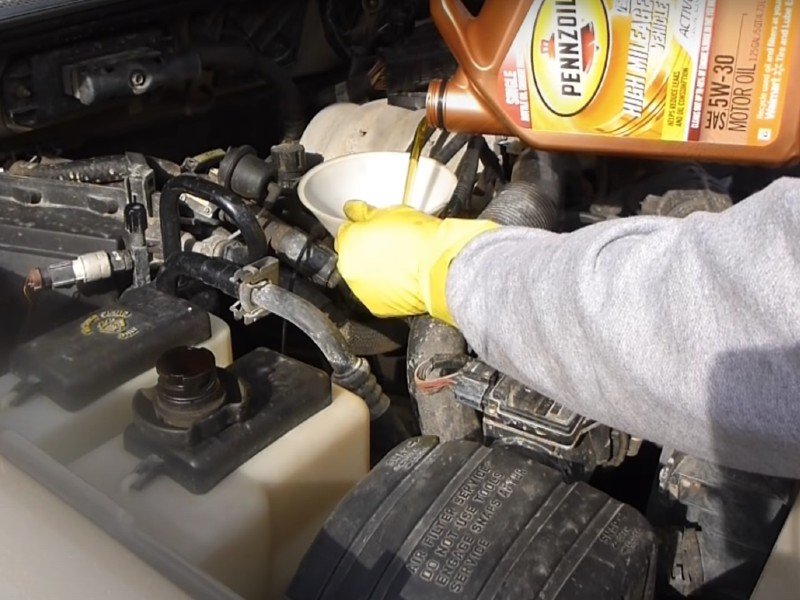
[427,0,800,164]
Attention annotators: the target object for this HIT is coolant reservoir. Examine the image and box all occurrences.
[428,0,800,164]
[69,348,370,600]
[0,286,232,463]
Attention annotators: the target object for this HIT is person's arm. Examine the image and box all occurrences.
[448,177,800,477]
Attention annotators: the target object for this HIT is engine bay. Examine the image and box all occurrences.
[0,1,798,599]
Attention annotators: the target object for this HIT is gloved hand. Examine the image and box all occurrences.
[335,201,498,325]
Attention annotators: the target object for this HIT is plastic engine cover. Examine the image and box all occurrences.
[290,437,657,600]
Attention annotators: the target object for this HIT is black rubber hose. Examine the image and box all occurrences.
[156,252,240,298]
[429,130,450,158]
[340,319,406,357]
[248,284,396,425]
[480,182,558,228]
[197,45,305,142]
[252,57,305,142]
[282,273,406,356]
[477,137,506,183]
[407,316,480,442]
[249,284,356,374]
[156,252,354,373]
[159,174,268,263]
[432,132,471,165]
[156,253,403,442]
[264,219,340,288]
[480,151,560,229]
[406,136,483,441]
[407,150,562,442]
[156,253,353,372]
[440,136,482,219]
[146,156,182,186]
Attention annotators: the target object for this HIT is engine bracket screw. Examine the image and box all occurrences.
[129,70,147,89]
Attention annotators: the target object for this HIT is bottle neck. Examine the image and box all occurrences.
[426,75,512,136]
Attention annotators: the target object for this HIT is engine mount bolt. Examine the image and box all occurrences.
[129,70,147,89]
[362,0,382,12]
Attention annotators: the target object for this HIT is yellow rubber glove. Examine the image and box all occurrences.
[335,201,498,325]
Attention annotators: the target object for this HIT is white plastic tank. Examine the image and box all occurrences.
[0,314,232,463]
[69,383,370,600]
[299,99,498,171]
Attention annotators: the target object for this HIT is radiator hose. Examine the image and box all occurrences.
[196,44,305,142]
[480,151,560,229]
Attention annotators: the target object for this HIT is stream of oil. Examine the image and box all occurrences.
[401,119,433,206]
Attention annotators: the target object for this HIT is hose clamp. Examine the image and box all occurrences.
[230,256,280,325]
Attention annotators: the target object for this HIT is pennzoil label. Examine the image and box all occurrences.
[498,0,799,145]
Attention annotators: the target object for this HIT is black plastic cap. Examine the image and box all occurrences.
[219,145,274,200]
[124,202,148,234]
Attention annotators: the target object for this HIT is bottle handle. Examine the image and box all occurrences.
[430,0,476,68]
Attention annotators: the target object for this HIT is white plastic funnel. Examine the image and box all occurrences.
[297,151,457,236]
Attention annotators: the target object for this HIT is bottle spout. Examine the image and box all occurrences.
[427,76,511,136]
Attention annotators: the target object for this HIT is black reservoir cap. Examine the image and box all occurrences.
[124,348,332,494]
[11,285,212,410]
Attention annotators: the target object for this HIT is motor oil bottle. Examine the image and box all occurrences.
[427,0,800,165]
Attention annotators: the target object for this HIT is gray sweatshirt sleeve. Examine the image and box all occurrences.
[447,177,800,477]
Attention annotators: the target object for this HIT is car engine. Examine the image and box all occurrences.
[0,1,797,599]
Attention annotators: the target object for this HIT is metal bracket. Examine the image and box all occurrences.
[230,257,280,325]
[123,153,156,284]
[181,193,218,223]
[123,152,156,215]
